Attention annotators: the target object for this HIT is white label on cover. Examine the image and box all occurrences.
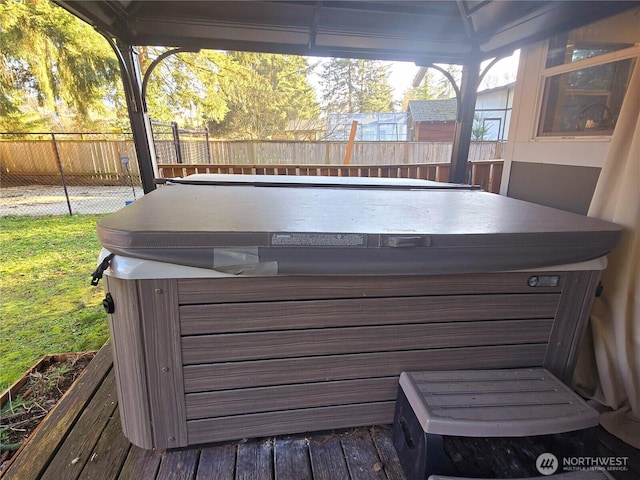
[270,233,366,247]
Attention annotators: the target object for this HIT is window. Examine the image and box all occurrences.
[537,10,639,137]
[326,113,407,141]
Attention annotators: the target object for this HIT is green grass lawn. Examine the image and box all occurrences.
[0,215,109,390]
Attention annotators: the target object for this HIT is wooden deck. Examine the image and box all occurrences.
[1,343,405,480]
[3,343,639,480]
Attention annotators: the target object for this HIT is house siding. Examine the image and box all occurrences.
[501,40,639,213]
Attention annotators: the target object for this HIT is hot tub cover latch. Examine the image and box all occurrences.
[91,253,115,286]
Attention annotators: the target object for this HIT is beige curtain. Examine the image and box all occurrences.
[574,59,640,447]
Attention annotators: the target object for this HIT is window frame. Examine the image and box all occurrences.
[534,44,639,140]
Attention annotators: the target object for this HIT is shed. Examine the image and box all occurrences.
[408,83,515,142]
[407,99,458,141]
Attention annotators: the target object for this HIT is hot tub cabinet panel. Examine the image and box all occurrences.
[106,277,188,449]
[105,269,602,449]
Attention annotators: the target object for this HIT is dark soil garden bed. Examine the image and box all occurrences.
[0,352,95,472]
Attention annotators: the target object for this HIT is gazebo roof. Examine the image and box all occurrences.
[54,1,636,65]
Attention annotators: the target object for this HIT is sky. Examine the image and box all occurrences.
[387,49,520,102]
[308,50,520,111]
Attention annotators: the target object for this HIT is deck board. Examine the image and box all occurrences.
[274,436,313,480]
[78,406,131,480]
[597,429,640,480]
[4,343,639,480]
[308,434,350,480]
[40,370,117,480]
[195,444,235,480]
[236,438,273,480]
[116,446,160,480]
[370,427,406,480]
[155,449,199,480]
[2,343,113,480]
[342,430,387,480]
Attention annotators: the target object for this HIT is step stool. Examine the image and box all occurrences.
[392,368,600,480]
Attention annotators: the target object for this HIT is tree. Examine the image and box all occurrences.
[140,47,231,128]
[401,69,438,110]
[319,58,356,113]
[471,112,490,141]
[208,53,319,139]
[319,58,393,113]
[400,64,462,109]
[0,0,121,131]
[355,60,394,112]
[0,2,319,138]
[432,64,462,99]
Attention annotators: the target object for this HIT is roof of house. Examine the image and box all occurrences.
[477,82,516,96]
[285,119,326,132]
[408,99,458,122]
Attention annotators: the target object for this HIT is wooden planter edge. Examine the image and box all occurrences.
[1,351,97,408]
[0,351,98,475]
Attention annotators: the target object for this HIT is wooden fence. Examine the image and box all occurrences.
[201,140,503,165]
[158,160,503,194]
[0,139,138,186]
[0,139,503,191]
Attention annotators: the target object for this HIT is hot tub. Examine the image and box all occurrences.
[97,175,621,449]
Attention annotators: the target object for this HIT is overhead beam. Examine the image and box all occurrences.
[307,2,322,50]
[455,0,478,40]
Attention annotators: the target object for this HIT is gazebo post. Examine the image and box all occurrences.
[450,59,481,185]
[114,41,158,194]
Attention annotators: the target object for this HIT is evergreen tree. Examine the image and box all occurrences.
[141,47,231,128]
[401,70,438,110]
[0,1,319,138]
[400,65,462,109]
[319,58,393,113]
[319,58,357,113]
[209,53,319,139]
[471,112,490,141]
[0,0,121,131]
[355,60,394,112]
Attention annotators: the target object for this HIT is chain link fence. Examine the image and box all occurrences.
[151,122,211,164]
[1,127,505,216]
[0,123,210,216]
[1,132,143,216]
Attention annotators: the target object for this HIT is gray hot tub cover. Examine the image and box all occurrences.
[96,176,622,275]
